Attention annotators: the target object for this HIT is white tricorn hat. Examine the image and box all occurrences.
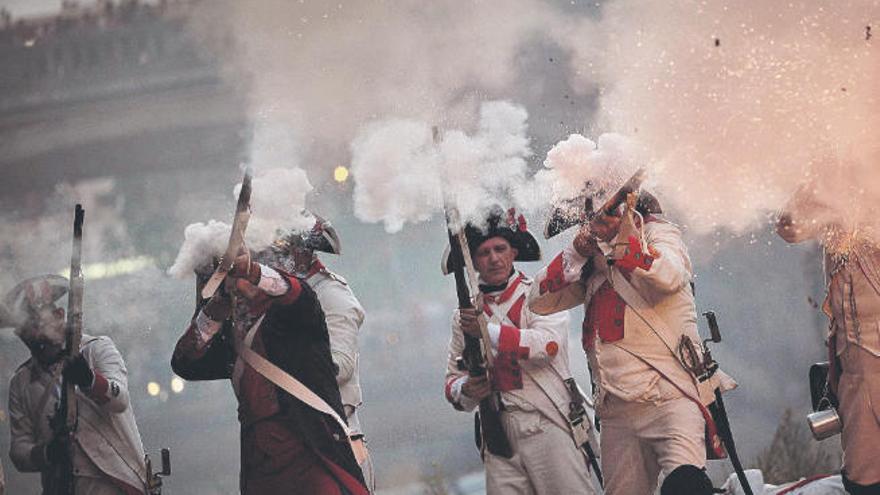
[2,274,68,331]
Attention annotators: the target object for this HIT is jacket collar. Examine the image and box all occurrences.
[480,271,524,305]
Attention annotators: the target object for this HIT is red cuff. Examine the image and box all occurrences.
[86,373,111,404]
[276,275,303,305]
[615,236,654,273]
[248,274,304,314]
[539,253,568,295]
[498,326,530,360]
[444,377,465,411]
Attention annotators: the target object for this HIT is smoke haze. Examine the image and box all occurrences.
[2,0,878,492]
[589,0,880,235]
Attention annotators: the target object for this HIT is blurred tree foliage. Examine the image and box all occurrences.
[753,408,840,484]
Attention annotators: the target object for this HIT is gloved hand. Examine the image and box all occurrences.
[202,293,232,321]
[44,432,71,465]
[228,253,261,285]
[573,226,601,258]
[227,253,264,301]
[62,353,94,389]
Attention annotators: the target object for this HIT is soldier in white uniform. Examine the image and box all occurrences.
[777,183,880,494]
[3,275,148,494]
[260,214,374,491]
[531,185,732,495]
[442,207,598,495]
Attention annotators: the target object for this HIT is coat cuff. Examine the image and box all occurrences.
[85,373,111,405]
[257,264,290,296]
[195,310,222,345]
[447,375,479,412]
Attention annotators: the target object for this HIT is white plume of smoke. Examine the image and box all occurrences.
[530,132,647,207]
[167,220,230,279]
[581,1,880,236]
[351,100,532,232]
[168,166,315,279]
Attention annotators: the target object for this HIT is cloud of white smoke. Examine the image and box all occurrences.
[531,132,647,206]
[582,1,880,237]
[168,166,315,278]
[350,100,532,232]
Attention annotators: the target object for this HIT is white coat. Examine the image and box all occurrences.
[8,334,147,493]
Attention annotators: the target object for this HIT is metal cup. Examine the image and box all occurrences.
[807,408,842,440]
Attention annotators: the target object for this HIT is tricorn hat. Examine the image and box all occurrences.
[2,274,68,329]
[442,206,541,275]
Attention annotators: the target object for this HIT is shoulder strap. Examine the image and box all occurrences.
[239,317,351,437]
[606,269,711,402]
[608,270,684,361]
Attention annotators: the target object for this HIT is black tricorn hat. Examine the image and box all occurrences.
[442,206,541,275]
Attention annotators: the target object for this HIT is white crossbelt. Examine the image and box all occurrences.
[238,316,368,465]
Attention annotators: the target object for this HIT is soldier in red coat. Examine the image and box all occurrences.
[171,253,368,495]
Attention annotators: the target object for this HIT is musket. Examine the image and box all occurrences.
[445,205,513,459]
[544,167,661,239]
[47,204,85,495]
[201,167,253,299]
[701,311,753,495]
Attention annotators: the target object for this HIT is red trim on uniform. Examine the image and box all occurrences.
[776,474,834,495]
[444,376,464,410]
[492,326,528,391]
[584,281,625,350]
[305,259,326,279]
[86,373,111,405]
[276,276,304,305]
[482,303,494,318]
[539,253,567,295]
[492,352,523,391]
[484,274,523,305]
[498,325,521,354]
[615,236,654,273]
[700,402,726,459]
[505,295,526,328]
[315,453,371,495]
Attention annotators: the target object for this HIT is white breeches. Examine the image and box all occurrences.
[600,395,706,495]
[484,407,596,495]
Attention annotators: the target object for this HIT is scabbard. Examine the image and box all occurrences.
[711,390,753,495]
